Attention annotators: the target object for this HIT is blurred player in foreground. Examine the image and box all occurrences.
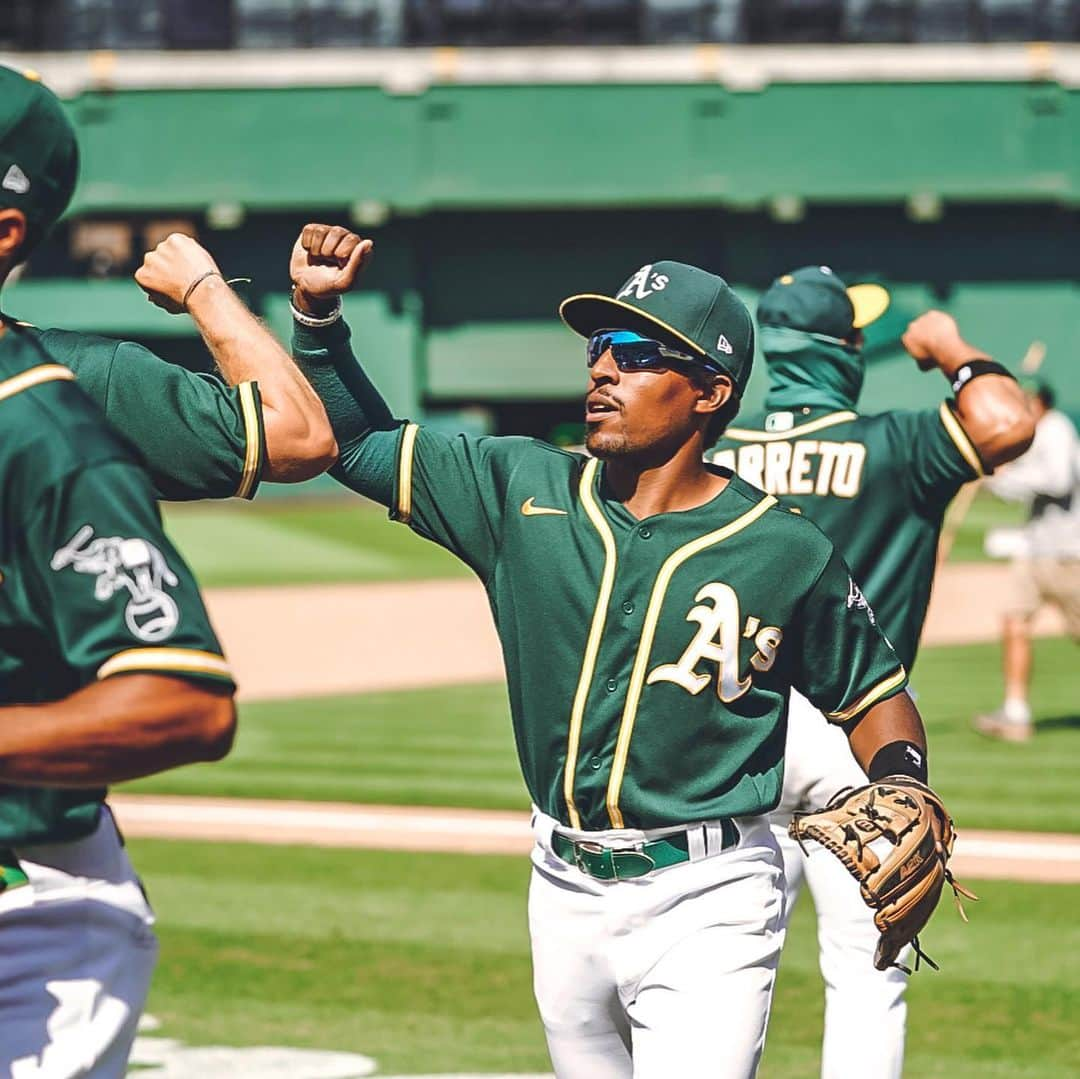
[285,227,957,1079]
[0,71,238,1078]
[975,381,1080,741]
[709,267,1034,1079]
[0,65,337,503]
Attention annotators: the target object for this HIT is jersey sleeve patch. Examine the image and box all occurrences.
[51,525,183,644]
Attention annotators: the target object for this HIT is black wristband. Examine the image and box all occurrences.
[867,741,928,783]
[949,359,1014,395]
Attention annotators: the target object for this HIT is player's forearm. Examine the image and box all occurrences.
[186,277,338,481]
[0,675,236,786]
[291,318,399,448]
[951,375,1035,470]
[846,692,927,777]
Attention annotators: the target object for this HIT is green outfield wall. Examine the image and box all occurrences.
[3,47,1077,427]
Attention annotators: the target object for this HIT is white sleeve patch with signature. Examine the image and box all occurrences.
[51,524,181,643]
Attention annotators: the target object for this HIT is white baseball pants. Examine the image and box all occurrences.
[772,690,909,1079]
[528,811,784,1079]
[0,806,158,1079]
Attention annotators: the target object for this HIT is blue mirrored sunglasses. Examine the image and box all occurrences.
[586,329,713,373]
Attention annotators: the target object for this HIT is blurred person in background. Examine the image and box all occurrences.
[709,267,1034,1079]
[974,381,1080,742]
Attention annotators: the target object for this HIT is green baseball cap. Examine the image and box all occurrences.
[756,265,890,340]
[0,65,79,257]
[559,260,755,394]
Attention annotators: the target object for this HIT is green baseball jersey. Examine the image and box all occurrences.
[709,405,982,669]
[0,328,235,846]
[330,420,906,832]
[17,325,265,501]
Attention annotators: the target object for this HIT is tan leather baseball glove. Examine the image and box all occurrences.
[789,776,977,972]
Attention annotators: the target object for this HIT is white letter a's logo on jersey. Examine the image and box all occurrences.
[647,582,751,702]
[52,525,181,642]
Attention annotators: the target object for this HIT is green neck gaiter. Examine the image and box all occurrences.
[761,325,865,413]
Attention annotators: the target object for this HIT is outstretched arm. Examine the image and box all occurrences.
[902,310,1034,469]
[283,224,405,505]
[135,233,338,482]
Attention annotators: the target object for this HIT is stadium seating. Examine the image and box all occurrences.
[3,0,1078,49]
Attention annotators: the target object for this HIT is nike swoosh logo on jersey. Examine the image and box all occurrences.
[521,497,568,517]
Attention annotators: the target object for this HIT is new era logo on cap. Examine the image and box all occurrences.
[2,164,30,194]
[717,334,733,355]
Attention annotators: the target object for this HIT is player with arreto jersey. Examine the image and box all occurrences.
[710,265,1033,1079]
[282,226,959,1079]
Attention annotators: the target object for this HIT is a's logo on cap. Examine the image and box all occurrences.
[2,165,30,195]
[617,264,670,301]
[717,334,733,355]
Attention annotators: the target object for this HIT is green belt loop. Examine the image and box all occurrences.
[0,848,29,894]
[553,821,739,882]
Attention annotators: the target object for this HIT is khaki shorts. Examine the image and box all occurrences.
[1009,558,1080,638]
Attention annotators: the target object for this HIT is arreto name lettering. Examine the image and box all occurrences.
[647,582,782,703]
[713,439,867,499]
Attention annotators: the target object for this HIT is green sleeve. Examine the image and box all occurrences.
[292,319,395,446]
[290,316,403,506]
[899,403,984,512]
[789,548,907,725]
[391,424,538,580]
[25,460,235,689]
[93,340,265,502]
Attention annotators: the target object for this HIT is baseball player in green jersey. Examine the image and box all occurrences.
[0,65,337,504]
[284,227,956,1078]
[0,213,238,1079]
[709,265,1034,1079]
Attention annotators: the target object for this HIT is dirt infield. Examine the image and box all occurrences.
[205,562,1066,702]
[111,794,1080,884]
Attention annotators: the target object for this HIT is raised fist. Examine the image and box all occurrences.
[135,233,220,314]
[290,224,373,312]
[901,310,966,372]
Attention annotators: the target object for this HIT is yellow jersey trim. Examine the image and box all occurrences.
[0,364,75,404]
[97,648,233,682]
[938,401,984,478]
[826,667,908,724]
[397,423,420,523]
[563,457,618,830]
[235,381,261,500]
[723,411,858,443]
[605,493,778,829]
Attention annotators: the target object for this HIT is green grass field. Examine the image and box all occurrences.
[133,838,1079,1077]
[162,487,1022,588]
[162,497,467,588]
[123,637,1079,833]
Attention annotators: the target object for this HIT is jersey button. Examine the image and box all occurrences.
[605,678,618,693]
[621,601,634,615]
[638,526,652,539]
[589,756,603,770]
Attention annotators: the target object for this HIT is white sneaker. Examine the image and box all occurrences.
[973,709,1034,743]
